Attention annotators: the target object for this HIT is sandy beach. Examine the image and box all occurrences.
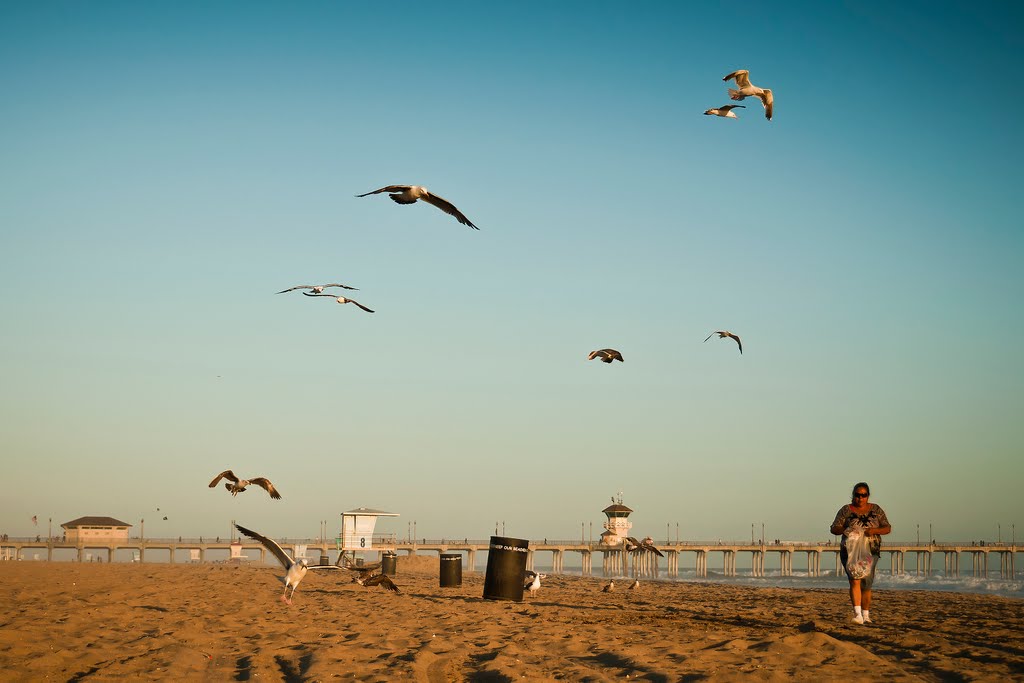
[1,558,1021,682]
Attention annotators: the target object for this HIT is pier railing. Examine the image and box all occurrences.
[1,536,1016,548]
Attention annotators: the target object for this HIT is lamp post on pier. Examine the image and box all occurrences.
[761,523,765,546]
[916,524,919,545]
[998,523,1001,544]
[751,523,754,545]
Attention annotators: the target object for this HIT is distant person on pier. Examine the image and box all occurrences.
[830,482,891,625]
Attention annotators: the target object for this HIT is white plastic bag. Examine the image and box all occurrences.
[845,529,875,580]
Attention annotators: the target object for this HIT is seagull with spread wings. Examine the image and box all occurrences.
[341,560,401,593]
[234,523,340,604]
[625,536,665,558]
[356,185,479,229]
[704,104,746,119]
[703,330,743,354]
[277,283,358,294]
[301,292,375,313]
[722,69,773,121]
[208,470,282,499]
[588,349,624,363]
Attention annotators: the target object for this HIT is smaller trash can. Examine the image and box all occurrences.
[440,553,462,587]
[381,551,397,576]
[318,552,330,566]
[483,536,529,602]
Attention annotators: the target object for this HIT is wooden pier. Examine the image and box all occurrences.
[2,537,1018,579]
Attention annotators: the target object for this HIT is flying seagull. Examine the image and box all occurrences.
[356,185,479,230]
[277,283,358,294]
[704,104,746,119]
[626,536,665,558]
[524,570,545,597]
[723,69,773,121]
[302,292,375,313]
[703,330,743,354]
[602,579,615,593]
[358,573,401,593]
[208,470,282,499]
[233,523,340,604]
[342,561,401,593]
[588,349,624,363]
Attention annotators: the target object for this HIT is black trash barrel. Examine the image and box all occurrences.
[318,551,330,566]
[483,536,529,602]
[439,553,462,587]
[381,551,397,576]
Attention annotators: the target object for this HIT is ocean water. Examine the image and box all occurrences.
[535,566,1024,600]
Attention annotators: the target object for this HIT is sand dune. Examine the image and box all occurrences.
[1,560,1021,681]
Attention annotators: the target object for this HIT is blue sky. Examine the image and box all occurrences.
[1,1,1022,545]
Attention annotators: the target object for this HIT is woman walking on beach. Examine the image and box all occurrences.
[830,482,891,625]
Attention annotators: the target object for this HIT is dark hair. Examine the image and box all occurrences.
[852,482,870,497]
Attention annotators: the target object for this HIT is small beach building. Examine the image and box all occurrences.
[61,517,132,542]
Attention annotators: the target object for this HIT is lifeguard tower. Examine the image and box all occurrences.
[338,507,399,563]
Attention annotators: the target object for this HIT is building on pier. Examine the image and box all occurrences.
[61,517,131,543]
[600,496,632,546]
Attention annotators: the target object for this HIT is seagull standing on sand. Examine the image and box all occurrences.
[588,349,624,363]
[524,570,545,597]
[723,69,773,121]
[233,523,340,604]
[277,283,358,294]
[629,579,640,590]
[703,330,743,354]
[602,579,615,592]
[208,471,282,499]
[703,104,746,119]
[356,185,479,229]
[302,292,375,313]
